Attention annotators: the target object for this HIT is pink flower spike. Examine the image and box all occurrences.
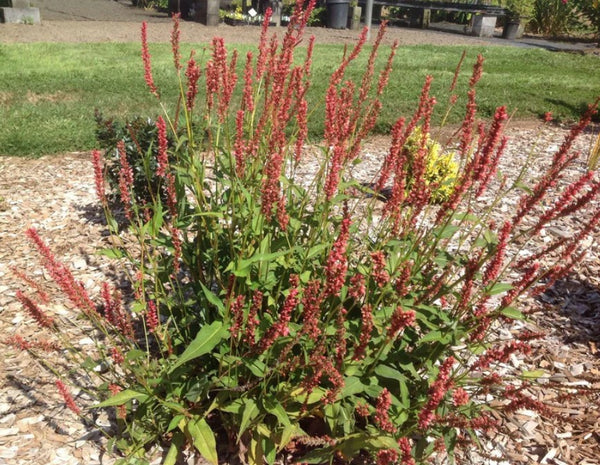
[56,380,81,415]
[398,437,415,465]
[91,149,107,205]
[156,116,169,178]
[170,13,181,71]
[146,300,159,333]
[418,356,455,429]
[185,51,201,112]
[16,290,54,328]
[141,22,159,97]
[374,387,397,433]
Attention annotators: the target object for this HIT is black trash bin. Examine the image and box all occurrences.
[326,0,349,29]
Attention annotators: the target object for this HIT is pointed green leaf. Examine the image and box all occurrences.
[186,417,218,465]
[163,432,184,465]
[278,424,297,452]
[500,306,525,320]
[239,399,260,436]
[488,282,513,296]
[248,434,264,465]
[97,247,124,259]
[94,389,148,408]
[200,283,225,314]
[374,365,404,380]
[169,321,225,373]
[521,369,546,379]
[264,399,290,426]
[341,376,365,397]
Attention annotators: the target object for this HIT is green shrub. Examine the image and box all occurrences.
[529,0,580,36]
[94,110,172,211]
[9,2,600,465]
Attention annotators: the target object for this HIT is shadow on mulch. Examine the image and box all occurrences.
[539,276,600,345]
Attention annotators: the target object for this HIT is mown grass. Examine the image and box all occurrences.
[0,41,598,157]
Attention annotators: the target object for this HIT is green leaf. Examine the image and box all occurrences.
[244,358,267,378]
[374,365,404,380]
[435,224,460,239]
[237,249,295,272]
[418,330,449,344]
[488,282,513,295]
[163,432,184,465]
[149,204,163,236]
[239,399,260,436]
[264,399,290,426]
[248,433,264,465]
[168,321,225,373]
[186,417,218,465]
[97,247,124,259]
[521,369,546,379]
[278,424,297,452]
[167,414,185,433]
[94,389,148,408]
[500,306,525,320]
[125,349,146,362]
[341,376,365,397]
[306,243,329,259]
[200,283,225,314]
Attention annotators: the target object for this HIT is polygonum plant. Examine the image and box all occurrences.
[5,2,600,464]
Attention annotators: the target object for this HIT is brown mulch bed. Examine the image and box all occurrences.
[1,122,600,464]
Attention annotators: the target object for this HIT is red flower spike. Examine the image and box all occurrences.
[394,261,413,297]
[185,52,201,112]
[10,266,50,304]
[146,300,159,333]
[91,149,107,205]
[398,437,415,465]
[418,356,455,429]
[482,220,512,286]
[229,295,246,340]
[376,449,399,465]
[56,380,81,415]
[234,110,246,177]
[170,13,181,71]
[3,334,59,352]
[471,341,531,371]
[141,22,158,97]
[241,51,254,113]
[325,205,351,297]
[353,304,374,360]
[243,290,263,347]
[110,346,125,365]
[348,273,366,301]
[387,306,416,341]
[370,251,390,288]
[26,228,97,315]
[374,387,397,433]
[452,387,469,406]
[355,402,370,417]
[300,280,323,339]
[259,276,300,351]
[156,116,169,178]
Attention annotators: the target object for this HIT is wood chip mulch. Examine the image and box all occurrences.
[0,122,599,464]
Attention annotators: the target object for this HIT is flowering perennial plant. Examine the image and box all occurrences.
[7,2,600,464]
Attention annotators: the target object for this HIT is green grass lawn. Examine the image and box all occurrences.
[0,41,598,157]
